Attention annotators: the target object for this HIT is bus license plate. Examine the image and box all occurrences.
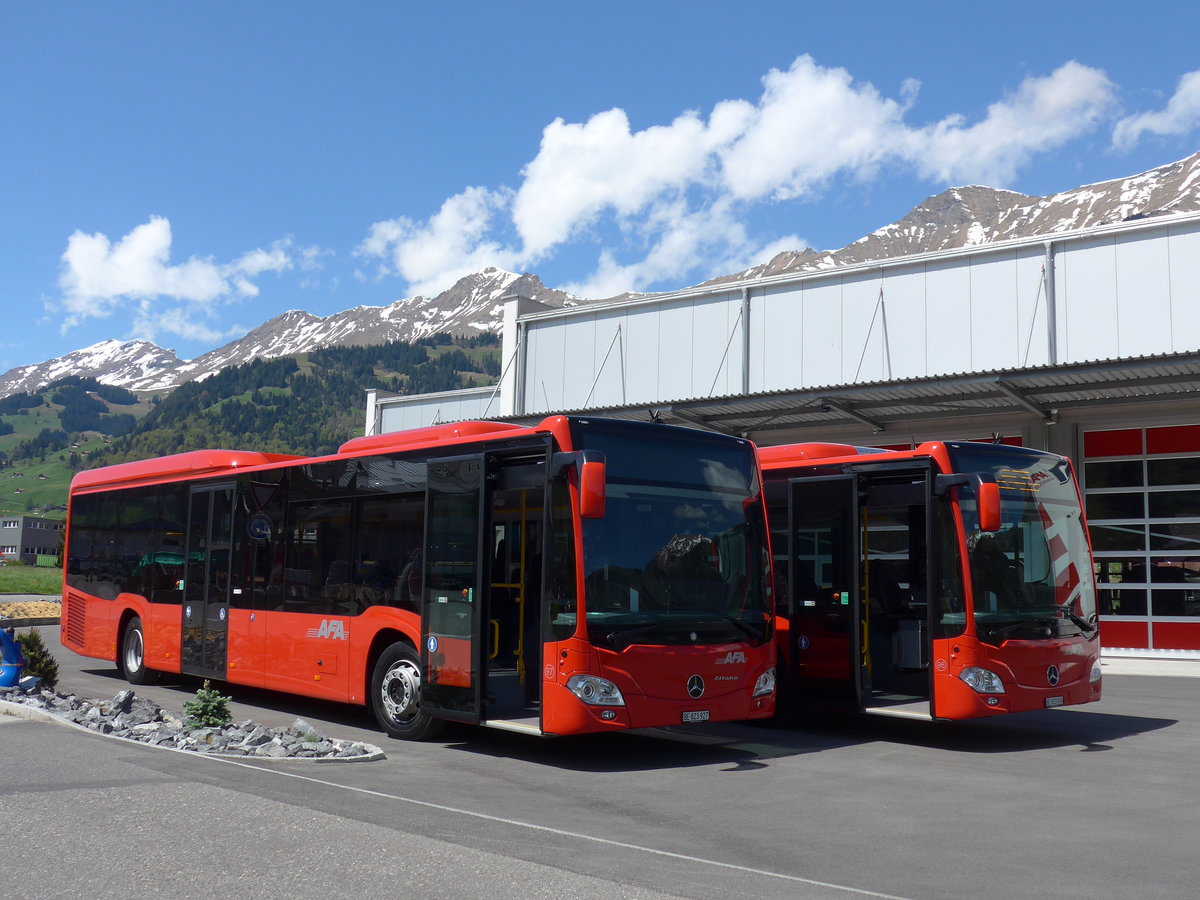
[1045,696,1064,708]
[681,710,710,723]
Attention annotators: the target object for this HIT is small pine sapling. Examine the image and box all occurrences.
[182,679,233,730]
[16,628,59,690]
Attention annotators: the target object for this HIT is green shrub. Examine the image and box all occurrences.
[182,679,232,730]
[16,627,58,690]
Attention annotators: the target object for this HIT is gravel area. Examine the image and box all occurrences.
[0,684,385,762]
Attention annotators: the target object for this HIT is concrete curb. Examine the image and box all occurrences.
[0,617,61,628]
[0,697,387,763]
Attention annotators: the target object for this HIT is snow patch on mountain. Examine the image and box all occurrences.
[5,151,1200,402]
[0,269,574,399]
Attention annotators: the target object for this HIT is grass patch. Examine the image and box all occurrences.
[0,565,63,595]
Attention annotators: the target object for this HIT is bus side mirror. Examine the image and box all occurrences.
[553,450,607,519]
[976,478,1002,533]
[935,472,1002,532]
[579,459,606,519]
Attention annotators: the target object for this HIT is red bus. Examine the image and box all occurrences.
[60,416,776,739]
[760,440,1101,721]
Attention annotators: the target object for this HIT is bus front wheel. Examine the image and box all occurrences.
[120,617,154,685]
[370,643,444,741]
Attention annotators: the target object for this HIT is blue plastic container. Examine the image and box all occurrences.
[0,629,26,687]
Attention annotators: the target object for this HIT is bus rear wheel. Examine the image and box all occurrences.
[120,617,154,685]
[370,643,444,741]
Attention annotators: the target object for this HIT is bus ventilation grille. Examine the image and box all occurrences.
[64,594,85,647]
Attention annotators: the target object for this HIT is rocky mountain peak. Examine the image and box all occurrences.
[4,150,1199,401]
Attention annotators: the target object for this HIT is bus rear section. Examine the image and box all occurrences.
[61,416,775,740]
[761,440,1101,721]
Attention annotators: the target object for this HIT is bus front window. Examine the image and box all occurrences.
[949,444,1098,645]
[570,420,772,651]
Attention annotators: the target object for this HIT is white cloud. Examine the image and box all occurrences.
[563,199,802,299]
[232,240,293,278]
[56,215,294,341]
[718,56,913,201]
[296,244,331,272]
[356,187,520,297]
[513,108,718,258]
[130,302,245,344]
[364,57,1123,300]
[1113,70,1200,150]
[910,61,1117,185]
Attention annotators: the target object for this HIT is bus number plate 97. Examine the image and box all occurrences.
[1045,696,1064,708]
[682,710,710,723]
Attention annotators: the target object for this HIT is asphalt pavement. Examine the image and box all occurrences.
[3,624,1200,899]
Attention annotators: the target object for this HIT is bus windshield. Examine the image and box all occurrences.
[570,420,772,651]
[948,443,1098,645]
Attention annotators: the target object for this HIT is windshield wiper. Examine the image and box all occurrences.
[980,607,1096,639]
[1057,606,1097,633]
[600,611,762,649]
[696,609,764,642]
[601,622,668,649]
[980,617,1056,639]
[1023,605,1097,633]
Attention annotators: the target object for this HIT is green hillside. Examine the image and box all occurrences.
[0,377,154,519]
[0,334,500,517]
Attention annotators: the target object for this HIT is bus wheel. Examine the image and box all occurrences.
[371,643,444,741]
[121,617,154,685]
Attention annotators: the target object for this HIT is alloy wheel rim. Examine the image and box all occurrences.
[381,659,420,724]
[125,630,143,674]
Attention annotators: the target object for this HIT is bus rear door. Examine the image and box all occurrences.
[421,456,487,725]
[181,483,234,680]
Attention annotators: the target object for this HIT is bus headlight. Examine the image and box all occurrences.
[566,674,626,706]
[959,667,1005,694]
[1090,660,1102,684]
[752,667,776,697]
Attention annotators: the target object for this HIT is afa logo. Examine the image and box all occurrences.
[306,619,349,640]
[715,651,746,665]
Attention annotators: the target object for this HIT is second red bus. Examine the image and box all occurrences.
[761,439,1101,721]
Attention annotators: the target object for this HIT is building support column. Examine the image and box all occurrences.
[741,286,751,396]
[1045,241,1058,366]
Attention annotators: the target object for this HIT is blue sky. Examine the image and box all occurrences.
[3,2,1199,373]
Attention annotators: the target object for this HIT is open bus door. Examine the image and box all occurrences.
[787,468,939,720]
[181,482,234,680]
[421,456,487,725]
[786,475,861,711]
[420,451,549,733]
[482,454,549,734]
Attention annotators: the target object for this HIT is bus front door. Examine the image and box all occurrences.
[421,456,486,725]
[786,475,860,710]
[181,483,234,680]
[858,473,934,720]
[483,457,547,732]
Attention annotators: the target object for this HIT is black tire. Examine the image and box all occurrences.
[120,616,154,685]
[370,643,445,740]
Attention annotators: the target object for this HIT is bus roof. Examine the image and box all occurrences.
[337,420,531,455]
[68,417,574,495]
[757,442,895,466]
[70,449,305,492]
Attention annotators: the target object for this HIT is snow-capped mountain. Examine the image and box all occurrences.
[4,151,1200,400]
[0,269,572,397]
[0,339,185,398]
[709,149,1200,284]
[124,269,573,391]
